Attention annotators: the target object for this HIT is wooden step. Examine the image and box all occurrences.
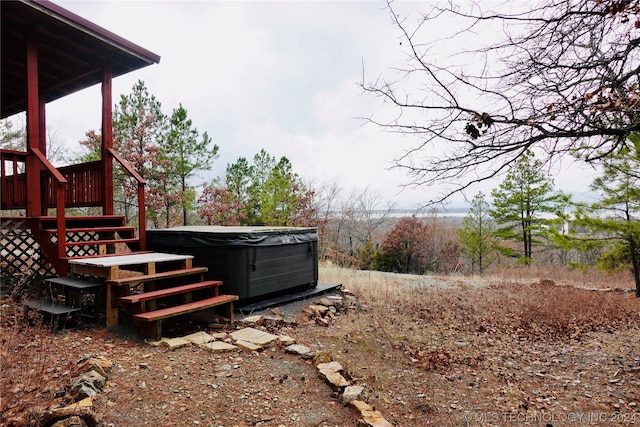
[106,267,208,286]
[132,294,238,340]
[64,238,139,247]
[134,294,238,322]
[119,280,222,304]
[46,226,135,236]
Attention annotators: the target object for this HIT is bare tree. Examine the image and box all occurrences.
[361,0,640,200]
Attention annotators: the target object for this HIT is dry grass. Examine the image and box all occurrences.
[2,265,639,426]
[312,265,640,426]
[486,264,635,290]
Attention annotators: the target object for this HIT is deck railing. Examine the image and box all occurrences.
[44,160,103,207]
[31,148,67,259]
[1,148,147,251]
[108,148,146,250]
[0,149,28,209]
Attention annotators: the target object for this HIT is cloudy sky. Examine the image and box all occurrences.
[46,1,598,210]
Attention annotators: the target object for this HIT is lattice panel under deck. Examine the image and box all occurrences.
[1,218,55,279]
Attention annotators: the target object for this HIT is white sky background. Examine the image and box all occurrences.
[45,1,600,210]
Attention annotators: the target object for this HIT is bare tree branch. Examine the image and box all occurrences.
[360,0,640,202]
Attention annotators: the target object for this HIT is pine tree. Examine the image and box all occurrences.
[201,149,317,227]
[162,104,218,226]
[577,133,640,295]
[457,192,495,274]
[490,150,560,265]
[113,80,166,226]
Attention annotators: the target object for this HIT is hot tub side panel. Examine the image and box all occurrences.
[248,241,318,298]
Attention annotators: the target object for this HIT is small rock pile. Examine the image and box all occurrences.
[298,292,357,326]
[39,354,113,427]
[285,345,392,427]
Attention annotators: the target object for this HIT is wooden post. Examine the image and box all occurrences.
[39,99,47,216]
[102,64,114,216]
[25,24,41,217]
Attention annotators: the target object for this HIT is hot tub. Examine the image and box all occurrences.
[146,226,318,304]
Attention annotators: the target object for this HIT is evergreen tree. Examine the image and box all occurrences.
[200,149,317,227]
[162,104,218,226]
[577,133,640,296]
[113,80,167,226]
[0,119,25,151]
[457,192,495,274]
[490,150,560,265]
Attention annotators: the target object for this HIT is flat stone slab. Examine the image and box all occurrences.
[161,337,190,350]
[361,409,394,427]
[182,331,214,345]
[277,335,296,346]
[317,361,349,389]
[234,340,263,352]
[230,327,278,346]
[349,401,393,427]
[240,315,264,325]
[285,344,315,359]
[210,332,228,340]
[200,341,237,352]
[342,385,364,404]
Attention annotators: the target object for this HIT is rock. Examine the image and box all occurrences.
[309,304,329,315]
[77,356,112,376]
[359,409,394,427]
[200,341,237,352]
[349,400,393,427]
[317,317,331,327]
[182,331,214,345]
[235,340,263,352]
[317,361,349,390]
[65,396,94,410]
[342,385,365,404]
[277,335,296,346]
[326,295,345,308]
[210,332,228,340]
[350,400,373,412]
[230,327,278,347]
[314,298,336,307]
[285,344,316,359]
[51,416,88,427]
[71,370,107,399]
[299,306,315,321]
[240,315,265,326]
[263,314,284,324]
[160,337,191,350]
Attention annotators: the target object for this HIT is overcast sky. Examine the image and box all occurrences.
[46,1,599,210]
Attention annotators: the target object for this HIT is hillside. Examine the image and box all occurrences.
[2,266,639,426]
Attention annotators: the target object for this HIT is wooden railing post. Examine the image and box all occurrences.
[107,148,146,250]
[31,148,67,260]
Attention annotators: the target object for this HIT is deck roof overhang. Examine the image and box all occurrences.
[1,0,161,119]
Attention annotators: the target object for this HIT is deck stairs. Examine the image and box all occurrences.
[29,215,141,275]
[23,250,238,339]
